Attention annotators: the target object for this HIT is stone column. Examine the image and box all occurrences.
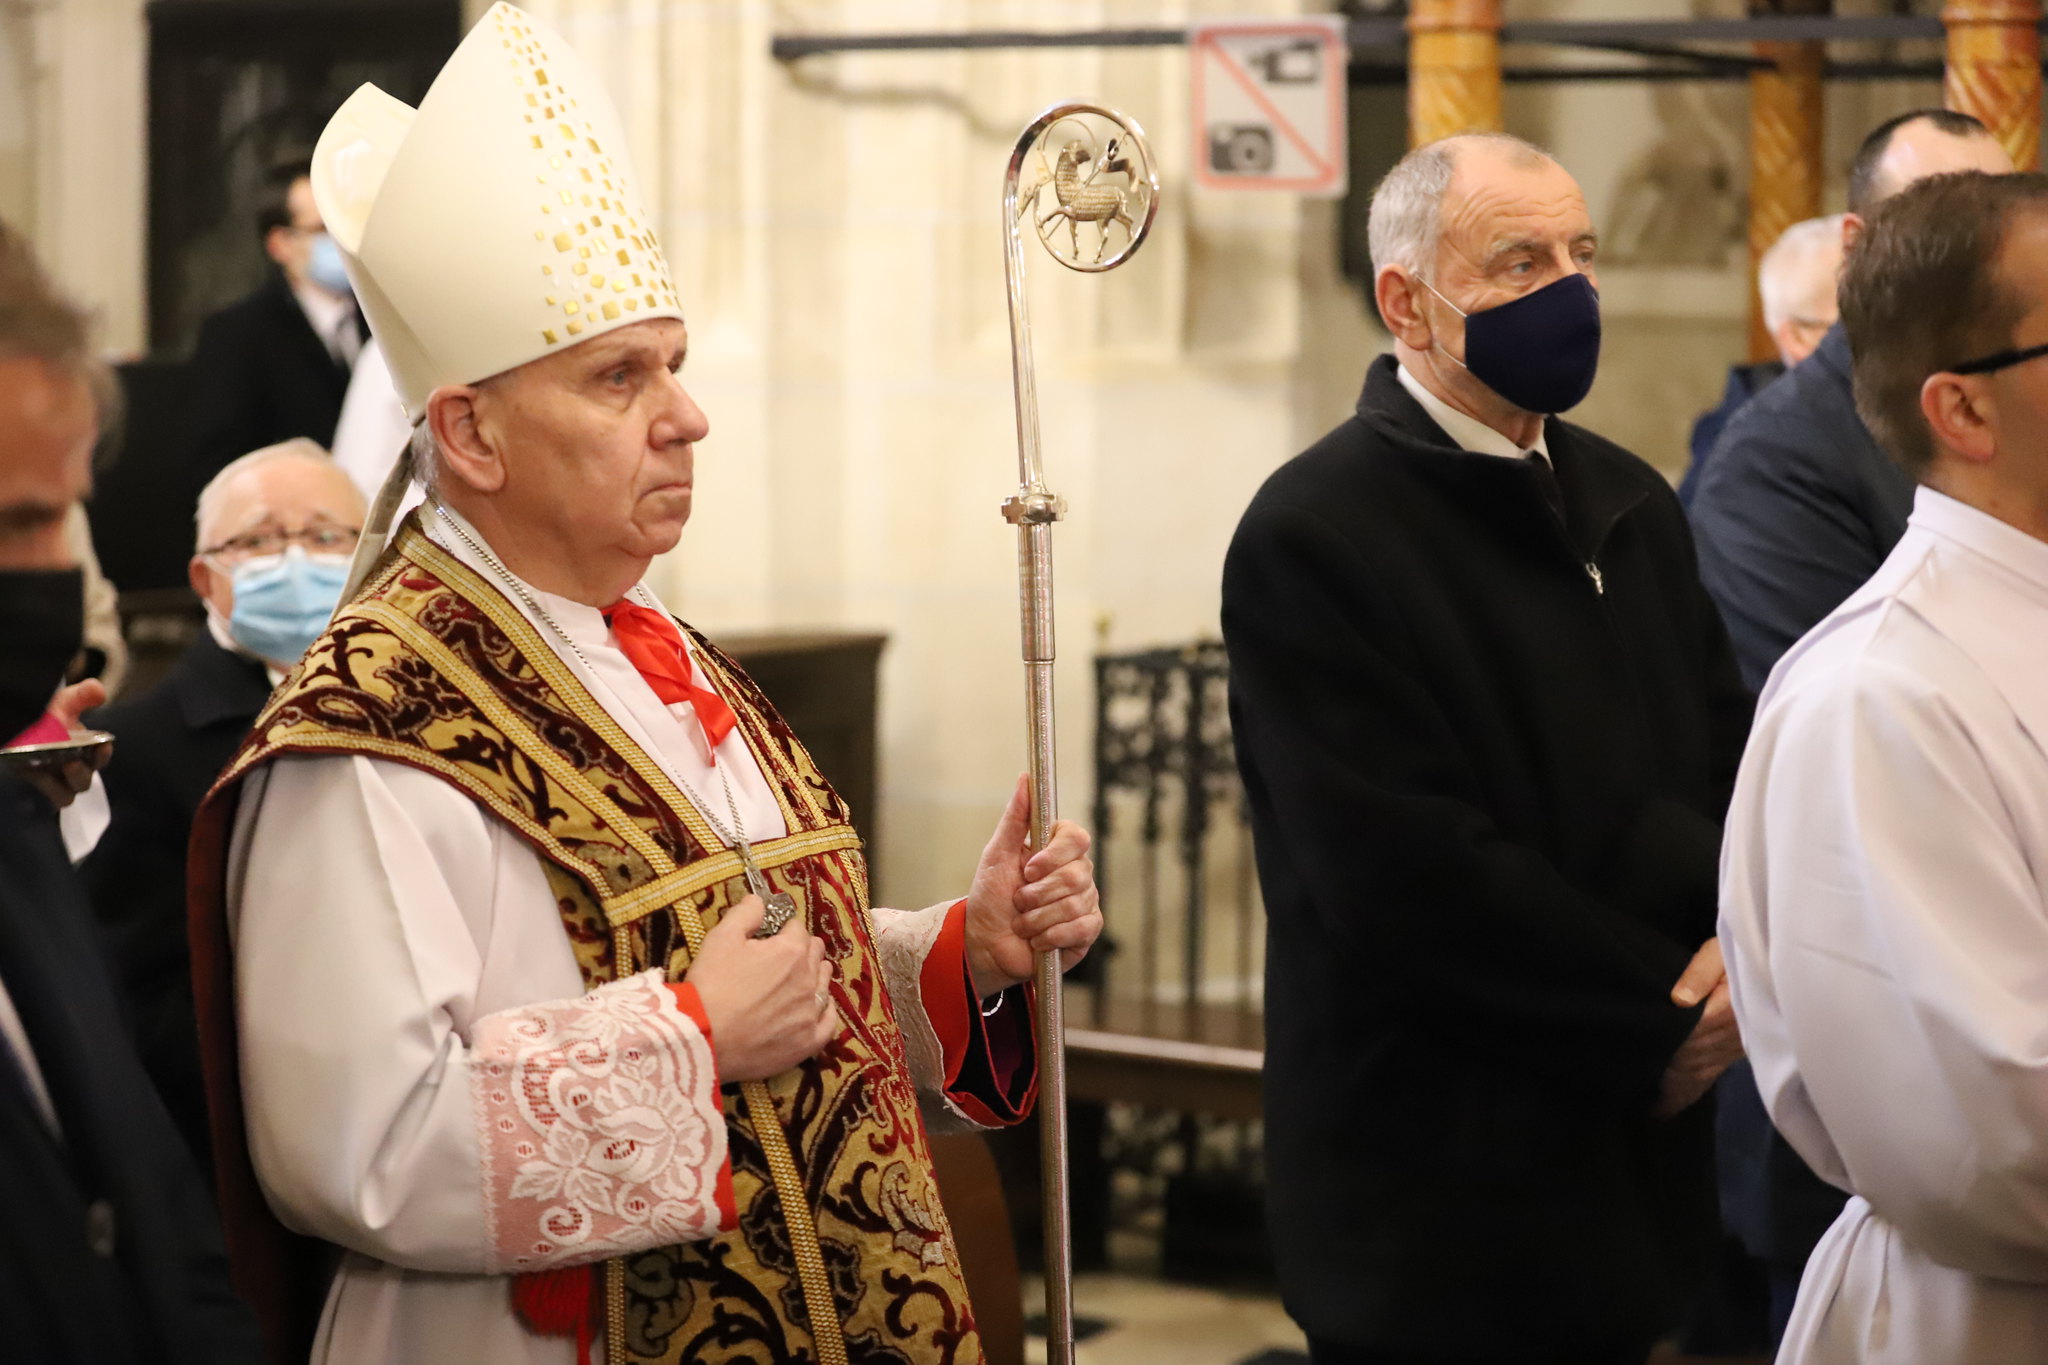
[1944,0,2043,171]
[1407,0,1503,146]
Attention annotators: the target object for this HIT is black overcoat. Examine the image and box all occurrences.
[1222,357,1752,1357]
[183,273,354,484]
[0,773,261,1364]
[82,632,273,1168]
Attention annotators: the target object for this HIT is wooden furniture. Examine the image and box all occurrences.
[929,1134,1025,1365]
[1064,988,1262,1124]
[714,631,886,880]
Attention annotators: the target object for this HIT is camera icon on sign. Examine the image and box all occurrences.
[1208,124,1277,175]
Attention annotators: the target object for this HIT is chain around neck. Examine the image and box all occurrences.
[427,498,761,860]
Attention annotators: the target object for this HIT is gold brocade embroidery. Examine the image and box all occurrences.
[218,518,981,1365]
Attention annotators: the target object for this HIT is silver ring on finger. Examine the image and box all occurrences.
[815,987,830,1012]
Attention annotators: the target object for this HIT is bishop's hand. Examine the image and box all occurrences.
[964,774,1103,999]
[688,895,837,1082]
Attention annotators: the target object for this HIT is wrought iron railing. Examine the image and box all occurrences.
[1081,639,1270,1280]
[1088,639,1262,1041]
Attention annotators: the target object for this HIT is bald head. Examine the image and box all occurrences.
[1848,110,2012,218]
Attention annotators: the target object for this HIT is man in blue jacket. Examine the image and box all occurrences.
[1691,110,2010,690]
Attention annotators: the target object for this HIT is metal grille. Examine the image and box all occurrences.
[1089,640,1262,1043]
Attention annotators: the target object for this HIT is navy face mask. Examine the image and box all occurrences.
[1421,272,1603,415]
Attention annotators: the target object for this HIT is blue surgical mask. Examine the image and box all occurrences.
[1420,272,1602,415]
[227,546,349,666]
[306,231,355,298]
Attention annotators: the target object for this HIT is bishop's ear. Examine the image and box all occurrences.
[425,383,507,495]
[1920,371,1997,466]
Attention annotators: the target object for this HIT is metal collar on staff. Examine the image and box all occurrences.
[1001,99,1159,1365]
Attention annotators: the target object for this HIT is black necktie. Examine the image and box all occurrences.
[1526,451,1565,524]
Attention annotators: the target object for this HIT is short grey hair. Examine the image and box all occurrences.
[1759,213,1846,333]
[407,419,440,492]
[1367,132,1557,276]
[194,437,356,551]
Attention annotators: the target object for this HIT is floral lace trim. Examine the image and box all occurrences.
[472,969,732,1271]
[872,900,987,1135]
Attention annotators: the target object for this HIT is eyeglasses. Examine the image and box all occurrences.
[1949,339,2048,377]
[199,524,360,559]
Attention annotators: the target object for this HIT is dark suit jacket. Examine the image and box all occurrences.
[0,773,261,1364]
[183,273,355,484]
[1687,325,1901,1276]
[1679,360,1784,510]
[82,633,273,1168]
[1688,324,1915,692]
[1223,357,1752,1357]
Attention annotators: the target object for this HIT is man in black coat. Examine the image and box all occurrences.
[0,218,261,1364]
[1685,108,2014,1340]
[183,161,363,487]
[82,439,363,1167]
[1224,134,1751,1365]
[80,633,274,1163]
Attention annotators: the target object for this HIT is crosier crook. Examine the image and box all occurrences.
[1000,101,1159,1365]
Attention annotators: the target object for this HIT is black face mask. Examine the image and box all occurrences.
[1422,272,1603,415]
[0,568,83,744]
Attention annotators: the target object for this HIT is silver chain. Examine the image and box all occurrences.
[429,500,767,874]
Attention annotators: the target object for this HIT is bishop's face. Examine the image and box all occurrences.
[485,318,706,564]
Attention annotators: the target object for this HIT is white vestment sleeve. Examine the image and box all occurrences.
[1728,660,2048,1281]
[871,901,992,1134]
[231,753,730,1275]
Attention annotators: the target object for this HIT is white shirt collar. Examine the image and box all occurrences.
[291,279,357,363]
[1396,358,1550,462]
[1909,485,2048,601]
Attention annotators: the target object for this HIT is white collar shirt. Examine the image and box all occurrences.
[424,503,788,844]
[292,279,362,368]
[1396,357,1551,463]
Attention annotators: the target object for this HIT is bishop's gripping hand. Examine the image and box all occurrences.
[688,894,837,1082]
[964,774,1104,999]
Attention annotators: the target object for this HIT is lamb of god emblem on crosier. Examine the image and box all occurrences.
[1018,118,1157,269]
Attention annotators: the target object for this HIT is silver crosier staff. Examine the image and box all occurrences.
[1000,100,1159,1364]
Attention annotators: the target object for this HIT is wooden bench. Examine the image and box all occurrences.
[1063,988,1263,1123]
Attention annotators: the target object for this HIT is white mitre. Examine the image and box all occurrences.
[309,1,683,420]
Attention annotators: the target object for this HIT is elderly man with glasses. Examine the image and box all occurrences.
[80,438,364,1168]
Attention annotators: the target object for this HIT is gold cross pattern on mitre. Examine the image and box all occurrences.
[310,1,685,420]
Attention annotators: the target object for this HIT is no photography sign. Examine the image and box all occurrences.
[1190,17,1349,196]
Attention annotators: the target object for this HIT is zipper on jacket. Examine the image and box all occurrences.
[1586,560,1605,594]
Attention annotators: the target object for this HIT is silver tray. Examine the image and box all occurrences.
[1,728,115,773]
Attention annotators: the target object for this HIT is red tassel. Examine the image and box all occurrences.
[514,1267,599,1365]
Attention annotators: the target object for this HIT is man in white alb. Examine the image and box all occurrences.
[1721,168,2048,1364]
